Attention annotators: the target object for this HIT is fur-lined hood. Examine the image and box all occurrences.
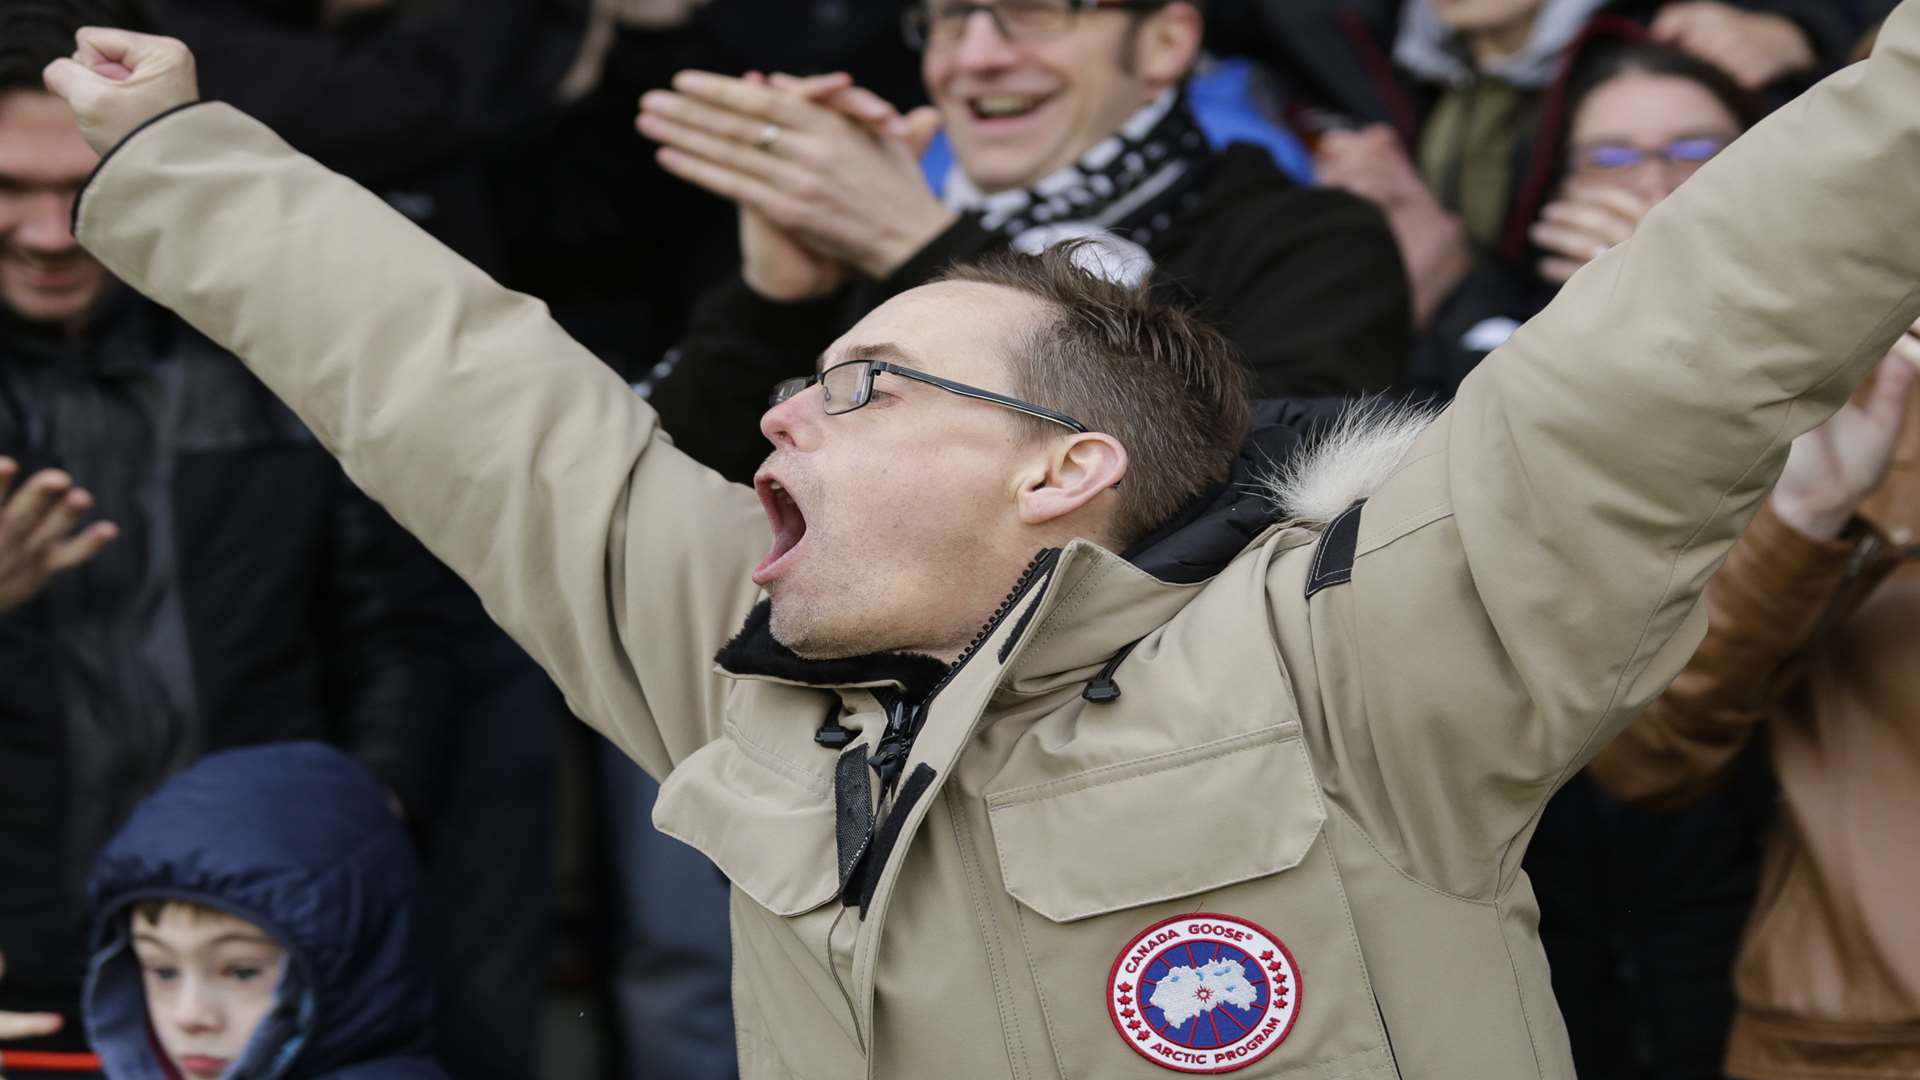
[1261,396,1439,527]
[1124,396,1439,586]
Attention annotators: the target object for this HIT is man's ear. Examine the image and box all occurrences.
[1134,3,1204,86]
[1015,433,1129,529]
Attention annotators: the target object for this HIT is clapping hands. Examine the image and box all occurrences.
[637,71,951,300]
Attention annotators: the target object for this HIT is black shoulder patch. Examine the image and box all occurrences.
[1305,500,1365,599]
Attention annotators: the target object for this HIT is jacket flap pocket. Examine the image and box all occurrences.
[654,721,841,917]
[986,724,1324,923]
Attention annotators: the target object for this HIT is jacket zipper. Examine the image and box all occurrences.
[867,547,1061,801]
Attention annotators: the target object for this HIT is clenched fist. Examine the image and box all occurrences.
[40,27,198,156]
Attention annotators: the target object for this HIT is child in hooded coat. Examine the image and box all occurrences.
[82,742,447,1079]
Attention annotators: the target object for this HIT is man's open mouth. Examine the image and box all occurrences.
[966,92,1055,122]
[753,474,809,586]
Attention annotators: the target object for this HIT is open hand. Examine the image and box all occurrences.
[0,459,118,615]
[1530,183,1653,285]
[0,952,64,1041]
[41,27,198,156]
[1771,333,1920,541]
[1651,2,1816,91]
[637,71,955,284]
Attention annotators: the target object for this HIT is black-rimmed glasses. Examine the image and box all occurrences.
[903,0,1170,50]
[770,358,1090,433]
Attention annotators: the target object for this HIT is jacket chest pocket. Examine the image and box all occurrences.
[985,724,1400,1079]
[654,699,876,1079]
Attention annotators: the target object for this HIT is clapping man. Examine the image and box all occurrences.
[636,0,1412,483]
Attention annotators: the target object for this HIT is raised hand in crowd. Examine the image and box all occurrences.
[636,71,954,297]
[1768,331,1920,541]
[0,460,116,616]
[1651,1,1818,91]
[1313,123,1469,330]
[40,26,197,154]
[1529,182,1653,285]
[0,952,62,1041]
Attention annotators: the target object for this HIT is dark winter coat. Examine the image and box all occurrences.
[0,295,457,1019]
[143,0,585,270]
[645,142,1411,484]
[85,741,446,1079]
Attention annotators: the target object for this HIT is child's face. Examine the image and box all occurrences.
[131,905,286,1080]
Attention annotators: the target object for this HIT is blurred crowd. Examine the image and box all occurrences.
[0,0,1912,1078]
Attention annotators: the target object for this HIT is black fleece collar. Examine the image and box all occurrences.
[715,600,951,703]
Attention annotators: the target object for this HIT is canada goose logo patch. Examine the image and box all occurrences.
[1107,913,1301,1073]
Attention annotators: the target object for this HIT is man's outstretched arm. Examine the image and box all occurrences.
[47,30,771,779]
[1283,0,1920,899]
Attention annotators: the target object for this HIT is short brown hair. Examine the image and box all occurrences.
[131,898,230,927]
[941,242,1250,545]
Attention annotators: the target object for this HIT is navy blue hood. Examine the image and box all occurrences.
[84,742,442,1079]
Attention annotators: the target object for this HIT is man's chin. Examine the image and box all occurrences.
[0,279,113,330]
[949,138,1057,195]
[767,602,865,662]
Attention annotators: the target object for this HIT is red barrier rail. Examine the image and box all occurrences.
[0,1051,103,1073]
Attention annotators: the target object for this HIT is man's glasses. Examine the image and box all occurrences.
[770,358,1089,433]
[1571,135,1732,176]
[903,0,1169,50]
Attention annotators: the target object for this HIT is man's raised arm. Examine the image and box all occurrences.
[1283,0,1920,899]
[45,29,771,778]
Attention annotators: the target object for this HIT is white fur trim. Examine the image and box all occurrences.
[1259,397,1441,527]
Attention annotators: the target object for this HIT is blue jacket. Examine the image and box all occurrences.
[83,742,445,1080]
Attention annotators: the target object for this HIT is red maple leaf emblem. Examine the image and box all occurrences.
[1127,1019,1142,1030]
[1121,1008,1136,1019]
[1118,983,1132,993]
[1117,994,1132,1006]
[1260,951,1274,961]
[1135,1029,1151,1041]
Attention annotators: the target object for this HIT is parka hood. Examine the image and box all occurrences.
[1127,396,1437,582]
[84,742,442,1080]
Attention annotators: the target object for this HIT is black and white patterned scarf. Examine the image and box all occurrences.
[938,88,1213,268]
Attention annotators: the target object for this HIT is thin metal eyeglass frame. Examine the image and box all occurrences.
[902,0,1170,49]
[771,359,1090,433]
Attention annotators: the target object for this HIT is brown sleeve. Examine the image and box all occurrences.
[1587,498,1870,808]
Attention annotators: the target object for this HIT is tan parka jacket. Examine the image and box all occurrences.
[69,8,1920,1076]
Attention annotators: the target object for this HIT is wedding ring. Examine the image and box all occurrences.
[754,122,783,151]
